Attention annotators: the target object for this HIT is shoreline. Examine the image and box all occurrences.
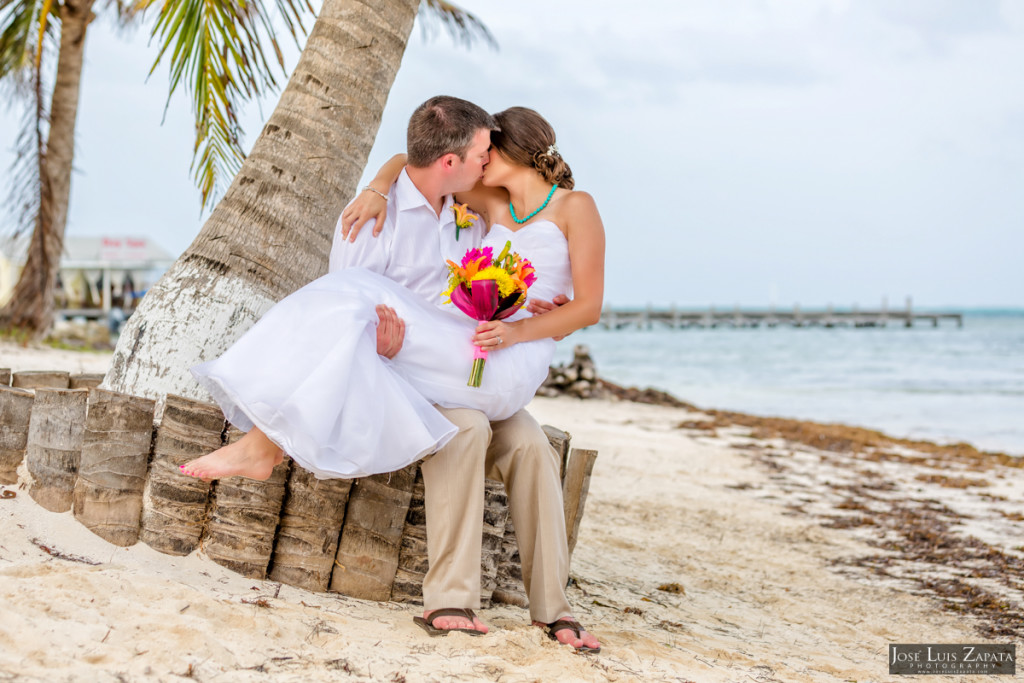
[570,380,1024,641]
[554,312,1024,458]
[2,337,1019,465]
[1,339,1022,680]
[544,345,1023,464]
[601,377,1022,467]
[596,374,1024,459]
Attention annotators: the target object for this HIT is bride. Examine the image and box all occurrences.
[181,106,606,481]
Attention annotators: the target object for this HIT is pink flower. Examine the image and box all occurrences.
[461,247,492,268]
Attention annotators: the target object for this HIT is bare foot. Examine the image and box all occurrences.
[179,428,283,481]
[423,609,489,635]
[533,617,601,653]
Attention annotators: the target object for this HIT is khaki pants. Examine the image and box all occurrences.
[420,406,572,624]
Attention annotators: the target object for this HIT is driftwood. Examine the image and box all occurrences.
[542,425,571,484]
[391,469,429,603]
[72,389,156,546]
[0,368,10,386]
[2,372,602,605]
[481,479,511,603]
[0,386,35,484]
[25,388,88,511]
[331,464,418,600]
[139,395,224,556]
[269,467,352,591]
[204,426,291,579]
[13,370,71,390]
[69,373,105,390]
[562,448,598,559]
[491,516,527,607]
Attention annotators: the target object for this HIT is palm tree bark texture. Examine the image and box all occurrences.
[103,0,420,401]
[1,0,96,338]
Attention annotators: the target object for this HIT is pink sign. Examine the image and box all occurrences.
[99,237,148,261]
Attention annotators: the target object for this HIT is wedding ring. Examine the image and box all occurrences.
[496,337,503,345]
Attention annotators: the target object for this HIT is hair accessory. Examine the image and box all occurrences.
[546,144,559,156]
[362,186,389,201]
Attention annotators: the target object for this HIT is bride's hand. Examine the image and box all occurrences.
[473,320,520,349]
[340,189,388,242]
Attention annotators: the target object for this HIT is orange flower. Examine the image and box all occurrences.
[445,259,468,282]
[451,203,478,241]
[510,259,537,291]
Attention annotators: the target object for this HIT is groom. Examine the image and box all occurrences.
[329,96,600,652]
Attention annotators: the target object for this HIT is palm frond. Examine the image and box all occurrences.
[0,0,59,91]
[418,0,497,51]
[3,94,45,238]
[140,0,312,209]
[32,0,52,68]
[105,0,153,35]
[1,0,55,238]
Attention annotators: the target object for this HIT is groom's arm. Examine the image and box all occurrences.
[328,210,391,274]
[527,294,572,340]
[329,211,405,358]
[526,293,570,316]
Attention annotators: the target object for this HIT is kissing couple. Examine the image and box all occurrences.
[182,95,605,652]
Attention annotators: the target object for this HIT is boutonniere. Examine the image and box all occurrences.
[451,203,478,241]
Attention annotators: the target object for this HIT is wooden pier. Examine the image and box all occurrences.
[599,299,963,330]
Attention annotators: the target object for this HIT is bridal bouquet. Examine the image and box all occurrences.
[443,240,537,387]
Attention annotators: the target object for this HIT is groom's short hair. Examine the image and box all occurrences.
[407,96,497,167]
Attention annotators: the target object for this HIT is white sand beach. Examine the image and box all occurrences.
[1,341,1021,682]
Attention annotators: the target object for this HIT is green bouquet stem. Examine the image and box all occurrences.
[468,358,486,387]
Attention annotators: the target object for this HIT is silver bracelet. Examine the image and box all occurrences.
[362,186,389,201]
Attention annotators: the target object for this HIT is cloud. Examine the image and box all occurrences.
[866,0,1006,37]
[2,1,1022,307]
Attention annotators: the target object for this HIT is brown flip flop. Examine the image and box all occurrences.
[413,608,485,637]
[543,619,601,653]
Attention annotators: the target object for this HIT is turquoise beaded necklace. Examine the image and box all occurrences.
[510,183,557,224]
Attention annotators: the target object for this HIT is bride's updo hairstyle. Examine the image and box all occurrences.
[491,107,574,190]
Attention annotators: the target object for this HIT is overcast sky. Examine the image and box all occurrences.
[2,0,1022,308]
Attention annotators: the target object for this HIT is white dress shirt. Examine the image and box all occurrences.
[328,169,483,303]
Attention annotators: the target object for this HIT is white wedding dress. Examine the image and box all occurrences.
[191,220,573,479]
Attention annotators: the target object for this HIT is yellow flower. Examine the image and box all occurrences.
[472,266,518,298]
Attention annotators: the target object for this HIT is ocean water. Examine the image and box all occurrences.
[552,310,1024,456]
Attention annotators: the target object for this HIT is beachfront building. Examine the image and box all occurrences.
[0,235,175,320]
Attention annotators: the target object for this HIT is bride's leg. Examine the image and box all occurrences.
[180,427,284,481]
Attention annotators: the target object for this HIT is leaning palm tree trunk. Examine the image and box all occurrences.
[103,0,420,399]
[1,0,96,338]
